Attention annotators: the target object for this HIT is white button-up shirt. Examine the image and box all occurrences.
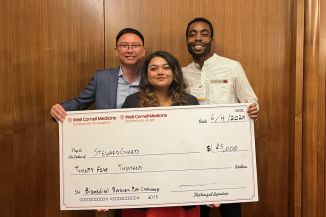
[182,53,258,106]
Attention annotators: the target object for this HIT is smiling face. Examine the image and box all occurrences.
[147,56,174,91]
[186,21,213,61]
[115,33,145,66]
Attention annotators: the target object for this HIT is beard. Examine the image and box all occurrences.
[187,42,212,60]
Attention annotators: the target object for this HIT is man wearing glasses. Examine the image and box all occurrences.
[50,28,145,121]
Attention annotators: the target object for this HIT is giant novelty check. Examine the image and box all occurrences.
[59,103,258,210]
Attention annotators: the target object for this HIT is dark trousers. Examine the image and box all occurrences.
[200,203,241,217]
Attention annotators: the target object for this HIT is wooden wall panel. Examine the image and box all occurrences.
[302,0,325,217]
[290,0,304,217]
[323,0,326,214]
[105,1,293,217]
[1,0,326,217]
[0,2,15,216]
[302,0,326,217]
[321,9,326,216]
[44,1,104,216]
[0,0,104,217]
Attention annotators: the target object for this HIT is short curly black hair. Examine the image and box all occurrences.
[186,17,214,38]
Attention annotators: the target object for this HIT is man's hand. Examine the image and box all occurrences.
[207,203,220,208]
[247,103,259,120]
[96,209,109,212]
[50,104,67,122]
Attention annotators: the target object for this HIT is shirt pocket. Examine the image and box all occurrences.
[206,80,234,104]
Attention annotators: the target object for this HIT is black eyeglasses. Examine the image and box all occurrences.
[118,43,143,50]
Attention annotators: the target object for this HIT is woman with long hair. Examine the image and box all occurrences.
[121,50,199,217]
[122,50,198,108]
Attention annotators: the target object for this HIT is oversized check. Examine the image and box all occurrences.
[59,103,258,210]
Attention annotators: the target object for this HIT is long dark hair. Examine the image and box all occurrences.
[138,51,189,107]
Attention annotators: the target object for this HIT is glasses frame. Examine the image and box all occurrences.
[117,43,143,50]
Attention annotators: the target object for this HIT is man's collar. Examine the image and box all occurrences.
[193,53,218,69]
[118,66,123,77]
[118,66,140,84]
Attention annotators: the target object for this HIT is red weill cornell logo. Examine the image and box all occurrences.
[67,118,72,123]
[120,115,125,120]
